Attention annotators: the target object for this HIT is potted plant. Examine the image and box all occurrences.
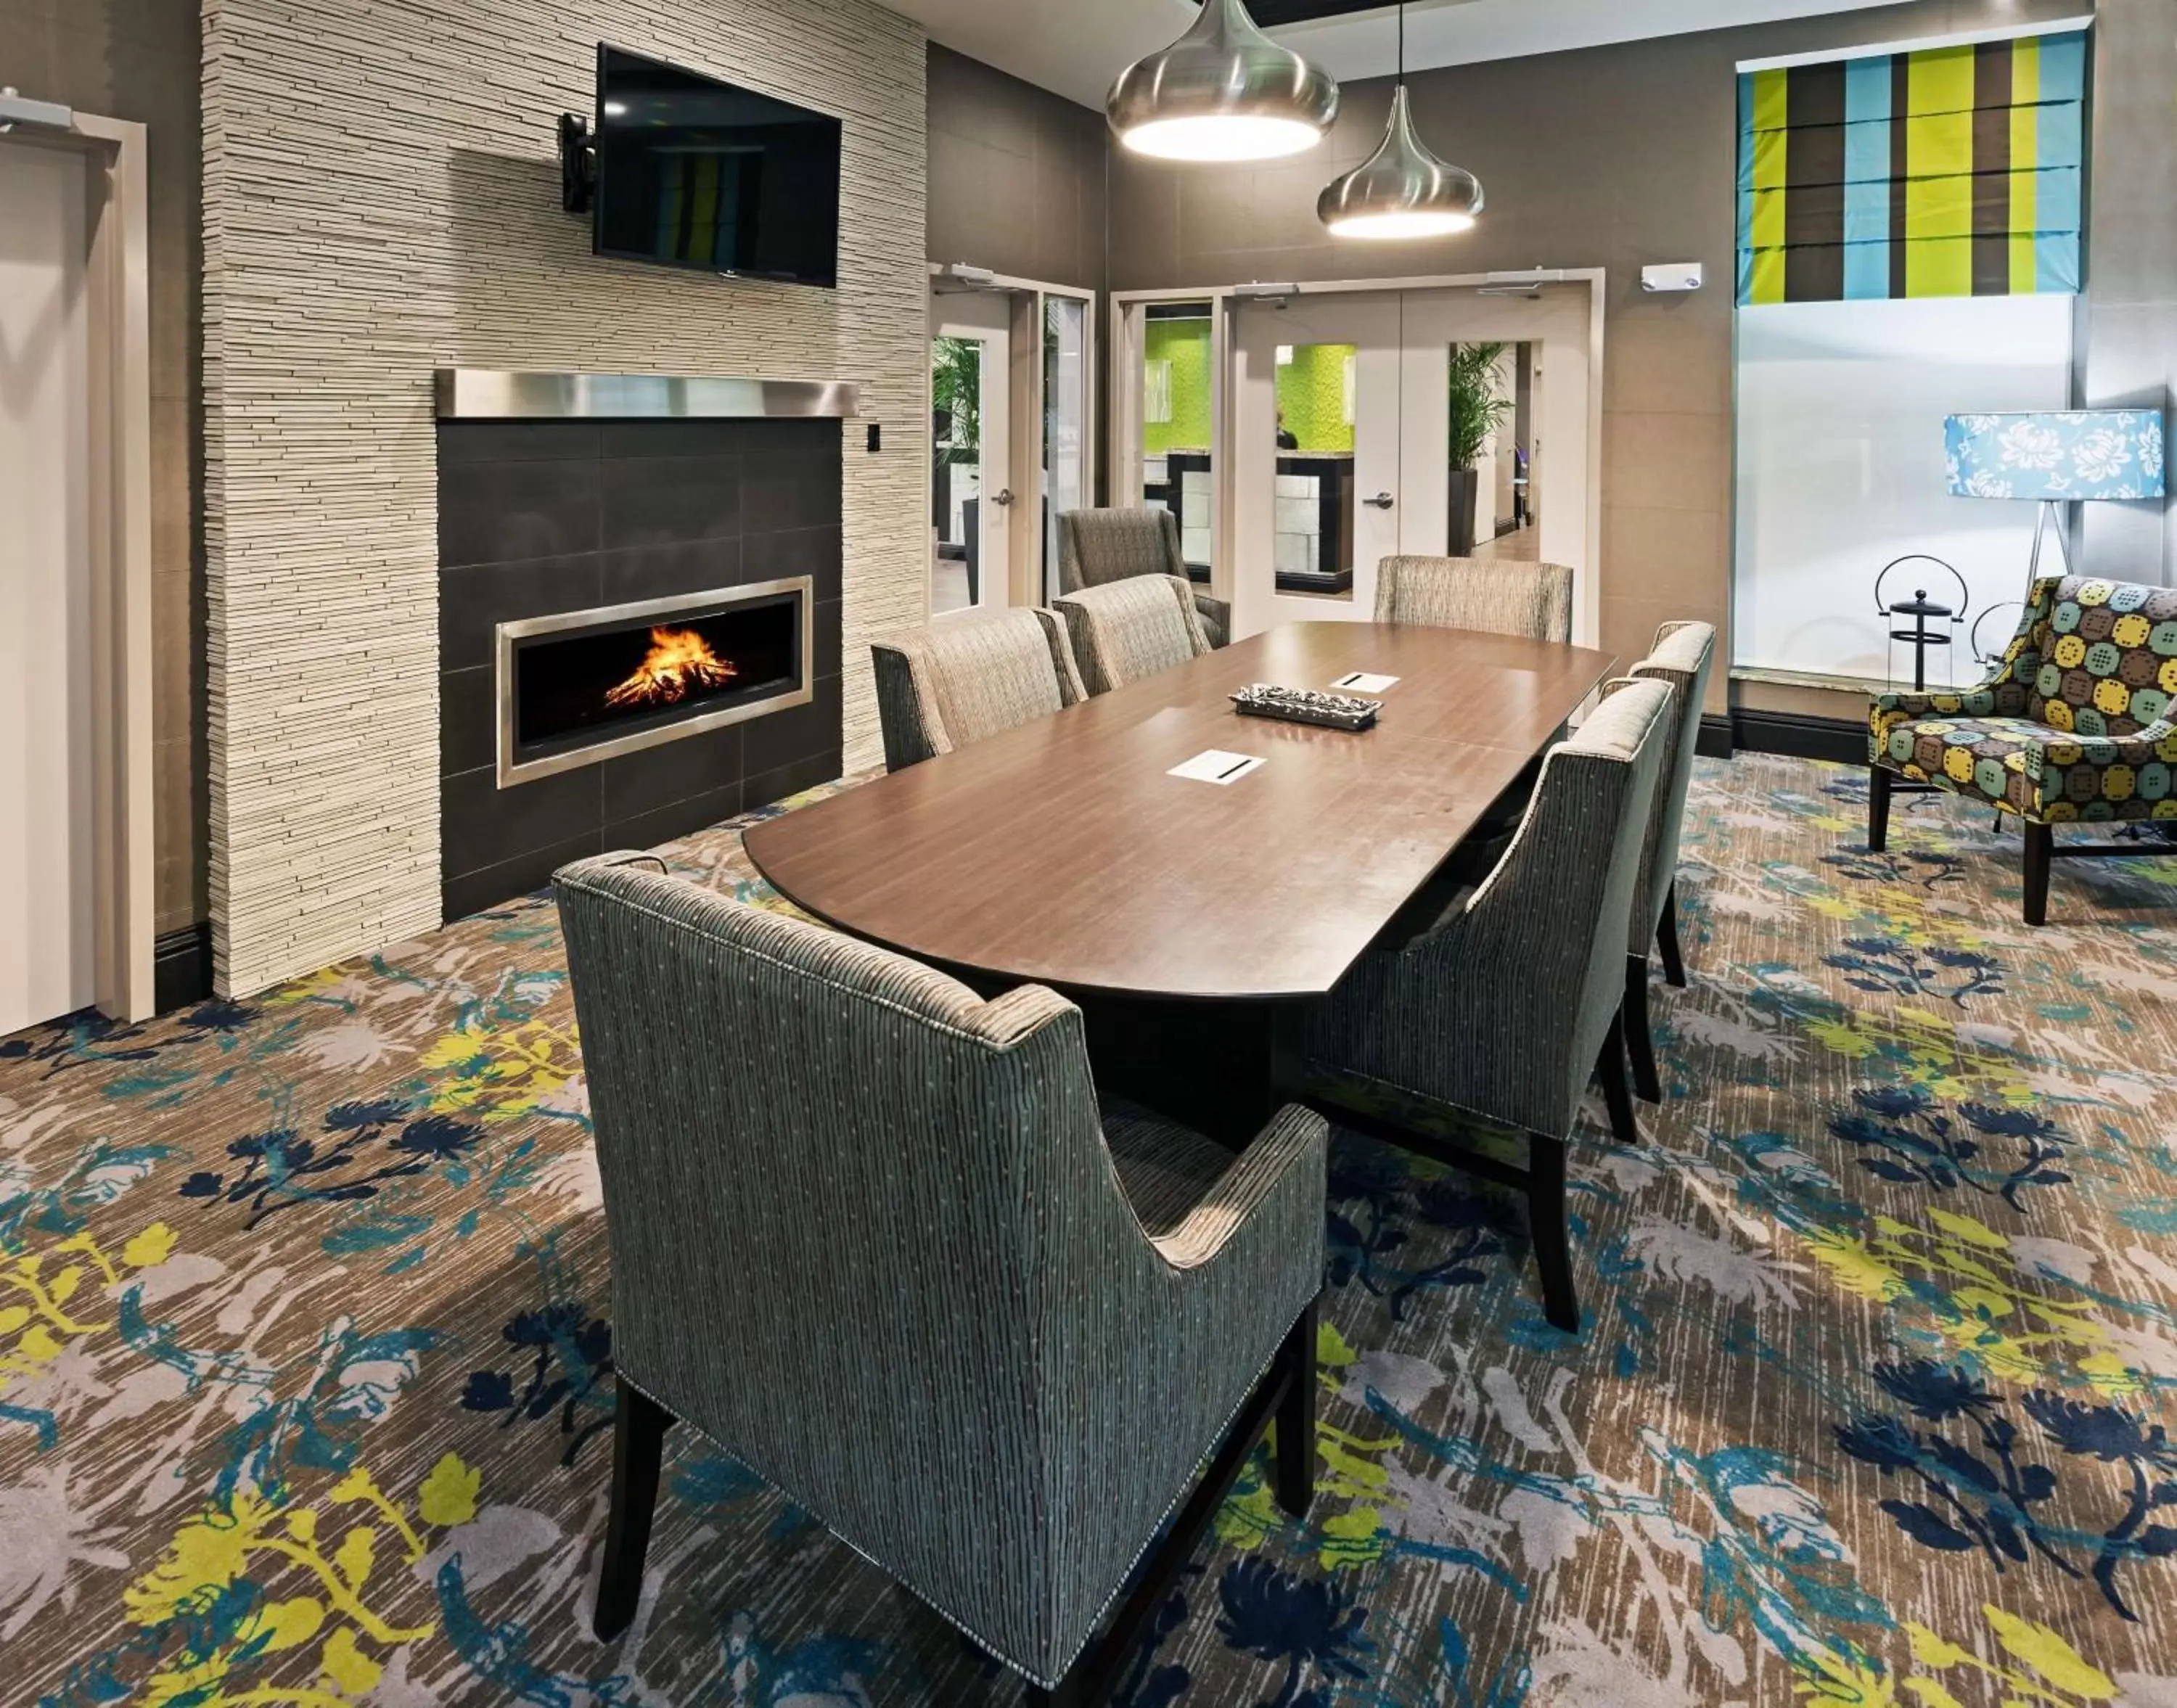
[1447,342,1512,555]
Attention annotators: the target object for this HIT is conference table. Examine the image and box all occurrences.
[745,622,1617,1141]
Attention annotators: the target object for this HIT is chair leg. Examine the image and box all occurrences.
[1868,763,1893,853]
[1624,953,1662,1106]
[2023,821,2052,927]
[1657,883,1687,988]
[1596,1009,1639,1146]
[594,1378,674,1642]
[1274,1298,1318,1519]
[1527,1133,1579,1334]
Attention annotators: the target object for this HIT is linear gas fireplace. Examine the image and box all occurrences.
[497,578,813,786]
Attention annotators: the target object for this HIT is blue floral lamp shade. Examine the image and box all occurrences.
[1946,410,2167,501]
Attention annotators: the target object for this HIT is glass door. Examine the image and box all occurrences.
[1231,294,1403,637]
[1042,295,1088,602]
[930,292,1012,616]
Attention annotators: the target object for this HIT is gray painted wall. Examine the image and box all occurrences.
[927,44,1107,294]
[1105,0,2092,713]
[2080,0,2177,586]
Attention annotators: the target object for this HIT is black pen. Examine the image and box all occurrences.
[1217,757,1252,780]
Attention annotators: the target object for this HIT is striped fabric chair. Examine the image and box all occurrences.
[1375,554,1575,643]
[554,855,1326,1706]
[1298,677,1673,1333]
[870,607,1086,771]
[1619,621,1718,1104]
[1054,572,1215,695]
[1057,506,1230,648]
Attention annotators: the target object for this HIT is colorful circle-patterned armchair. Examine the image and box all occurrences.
[1868,575,2177,925]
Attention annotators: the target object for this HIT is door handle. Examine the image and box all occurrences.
[991,488,1015,507]
[1364,491,1395,509]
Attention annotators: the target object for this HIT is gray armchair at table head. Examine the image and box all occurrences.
[1375,554,1575,644]
[1618,620,1718,1104]
[553,855,1326,1696]
[870,606,1086,772]
[1053,572,1215,696]
[1057,506,1230,648]
[1300,676,1673,1332]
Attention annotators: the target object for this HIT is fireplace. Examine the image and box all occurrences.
[498,579,811,786]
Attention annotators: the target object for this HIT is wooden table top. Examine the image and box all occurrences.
[745,623,1617,1001]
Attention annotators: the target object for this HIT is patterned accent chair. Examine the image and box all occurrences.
[1057,506,1230,648]
[555,855,1326,1705]
[1054,572,1215,695]
[1375,554,1575,643]
[870,607,1086,772]
[1869,574,2177,925]
[1620,622,1718,1104]
[1298,677,1673,1333]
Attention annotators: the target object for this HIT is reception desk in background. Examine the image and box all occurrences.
[1146,449,1356,596]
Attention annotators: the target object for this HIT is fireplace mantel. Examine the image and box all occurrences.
[434,369,861,422]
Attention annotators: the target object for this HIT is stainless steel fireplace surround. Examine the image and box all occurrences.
[496,578,814,787]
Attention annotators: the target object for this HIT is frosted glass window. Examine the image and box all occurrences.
[1733,294,2074,686]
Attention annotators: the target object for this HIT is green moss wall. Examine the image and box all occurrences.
[1276,343,1354,453]
[1144,319,1212,453]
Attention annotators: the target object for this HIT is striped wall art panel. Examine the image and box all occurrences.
[1737,29,2086,306]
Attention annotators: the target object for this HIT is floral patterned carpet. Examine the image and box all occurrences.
[5,753,2177,1707]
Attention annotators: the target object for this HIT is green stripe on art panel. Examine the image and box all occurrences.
[2009,36,2041,293]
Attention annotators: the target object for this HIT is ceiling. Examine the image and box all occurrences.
[893,0,1908,110]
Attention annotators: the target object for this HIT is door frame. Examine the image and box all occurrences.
[927,266,1099,614]
[2,109,155,1022]
[1113,270,1607,646]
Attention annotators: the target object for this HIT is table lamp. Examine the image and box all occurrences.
[1945,410,2167,592]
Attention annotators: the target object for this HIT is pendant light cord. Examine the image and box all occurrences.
[1398,2,1406,85]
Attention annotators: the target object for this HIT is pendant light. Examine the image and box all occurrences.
[1317,4,1483,239]
[1107,0,1340,164]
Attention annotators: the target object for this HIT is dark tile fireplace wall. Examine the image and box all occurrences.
[438,416,844,921]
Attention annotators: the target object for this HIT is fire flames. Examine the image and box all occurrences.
[604,625,738,710]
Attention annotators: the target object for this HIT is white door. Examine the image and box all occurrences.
[1,139,98,1034]
[1400,286,1597,644]
[930,292,1012,616]
[1232,294,1403,636]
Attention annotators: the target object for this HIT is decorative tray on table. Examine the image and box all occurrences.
[1230,683,1384,732]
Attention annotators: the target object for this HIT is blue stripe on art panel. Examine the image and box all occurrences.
[2038,31,2088,104]
[1737,73,1758,198]
[2037,97,2083,179]
[1840,57,1892,297]
[2039,229,2080,295]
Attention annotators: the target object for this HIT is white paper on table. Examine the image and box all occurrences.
[1168,750,1266,786]
[1332,672,1400,694]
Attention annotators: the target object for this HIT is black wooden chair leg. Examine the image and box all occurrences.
[1528,1133,1579,1333]
[2023,820,2052,927]
[1657,882,1687,988]
[1624,953,1662,1105]
[1868,763,1893,853]
[595,1378,674,1641]
[1596,1009,1639,1146]
[1274,1298,1318,1519]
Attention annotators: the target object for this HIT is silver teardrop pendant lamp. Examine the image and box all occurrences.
[1107,0,1340,163]
[1318,4,1483,238]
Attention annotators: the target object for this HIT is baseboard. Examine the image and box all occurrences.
[1697,714,1734,759]
[154,923,213,1014]
[1730,709,1866,765]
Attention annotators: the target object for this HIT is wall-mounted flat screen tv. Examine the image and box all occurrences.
[593,45,841,289]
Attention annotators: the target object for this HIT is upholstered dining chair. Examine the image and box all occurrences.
[870,606,1086,772]
[1619,621,1718,1104]
[1054,572,1215,695]
[1297,676,1673,1334]
[1375,554,1575,643]
[554,855,1326,1707]
[1057,506,1230,648]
